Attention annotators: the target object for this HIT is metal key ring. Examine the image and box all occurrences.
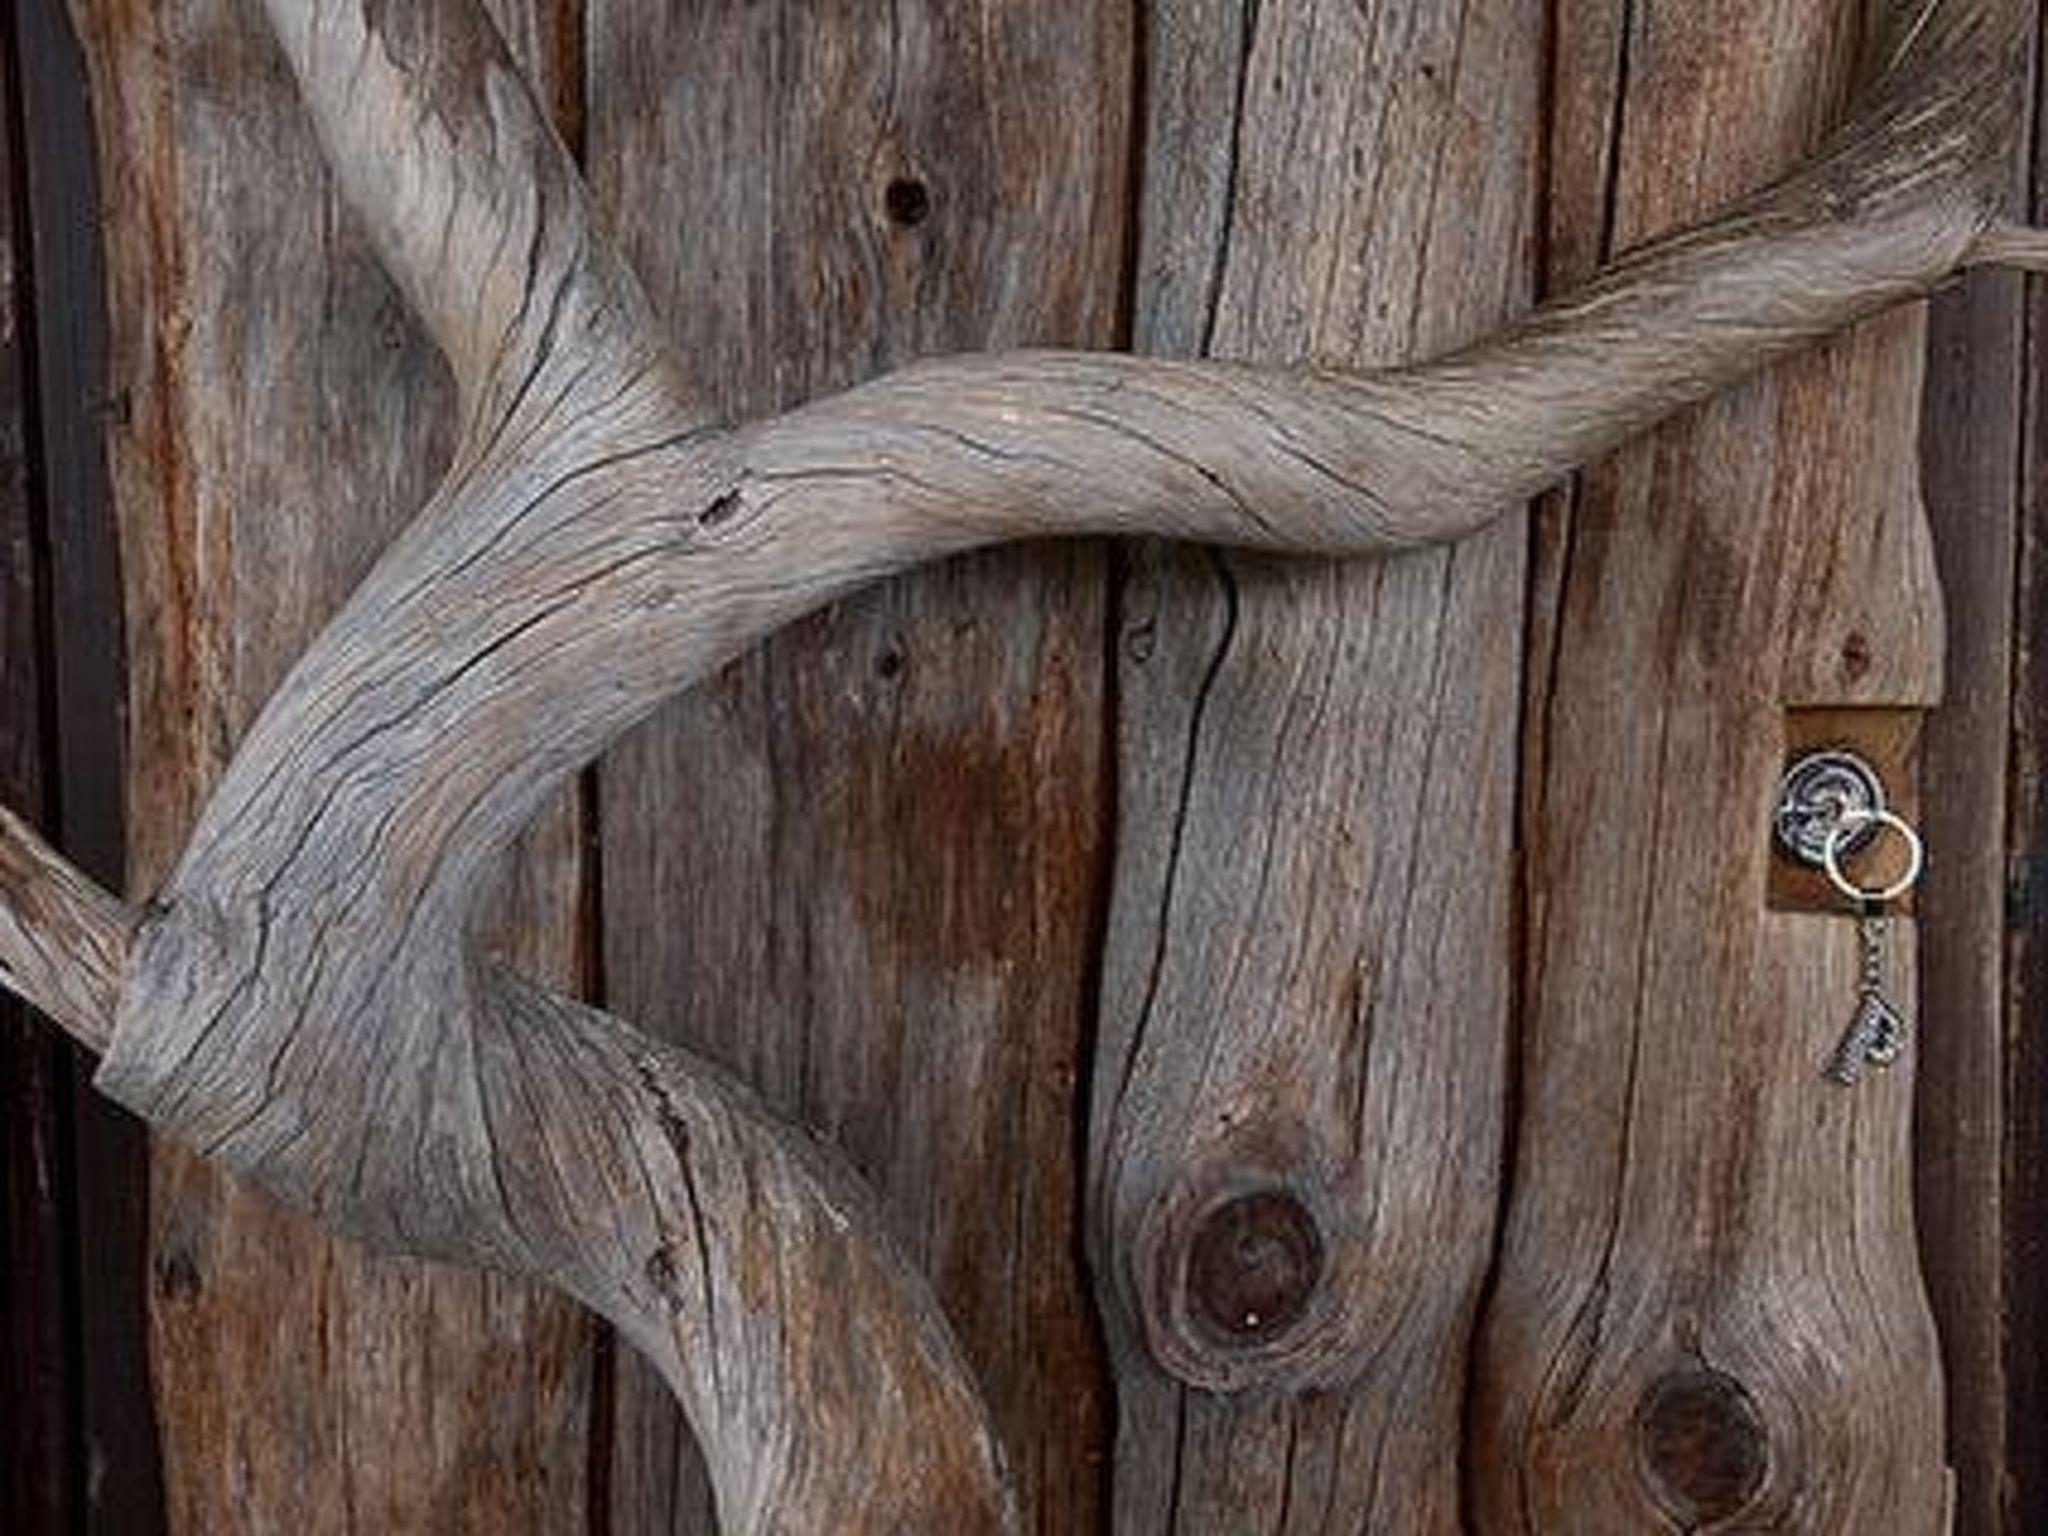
[1820,806,1924,905]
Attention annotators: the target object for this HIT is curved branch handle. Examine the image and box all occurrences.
[472,972,1013,1532]
[1,0,2040,1530]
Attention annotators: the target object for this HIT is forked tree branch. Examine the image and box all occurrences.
[257,0,666,432]
[3,0,2040,1528]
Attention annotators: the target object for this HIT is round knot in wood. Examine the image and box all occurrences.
[1635,1367,1771,1524]
[1132,1165,1352,1394]
[882,175,932,227]
[1186,1190,1324,1344]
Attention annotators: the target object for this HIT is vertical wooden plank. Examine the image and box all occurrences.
[1095,1,1539,1528]
[583,5,1130,1530]
[2005,57,2048,1532]
[0,11,74,1524]
[1914,7,2036,1514]
[9,0,161,1528]
[67,3,598,1530]
[1480,1,1951,1527]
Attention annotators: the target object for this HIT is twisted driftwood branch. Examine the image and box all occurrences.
[1,0,2040,1528]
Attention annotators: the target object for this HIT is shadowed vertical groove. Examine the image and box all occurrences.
[1911,2,2036,1522]
[1163,1389,1188,1535]
[1115,0,1148,355]
[0,10,53,816]
[1076,530,1130,1536]
[6,1,158,1530]
[528,8,622,1529]
[2005,21,2048,1530]
[1197,0,1258,360]
[1093,13,1156,1526]
[2007,27,2039,1536]
[553,0,587,162]
[1463,0,1569,1526]
[580,761,615,1536]
[1465,97,1563,1536]
[1530,0,1560,302]
[0,6,79,1528]
[1596,0,1636,268]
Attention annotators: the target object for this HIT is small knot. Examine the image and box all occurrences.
[697,489,743,529]
[152,1246,204,1303]
[1837,629,1872,682]
[1130,1162,1345,1393]
[1635,1367,1771,1524]
[1185,1191,1323,1344]
[645,1247,688,1311]
[882,176,932,228]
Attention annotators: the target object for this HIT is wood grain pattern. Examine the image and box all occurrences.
[1477,2,1955,1527]
[582,4,1129,1528]
[7,0,2036,1529]
[1093,1,1537,1526]
[2002,81,2048,1531]
[1917,239,2032,1536]
[0,806,131,1047]
[67,3,597,1529]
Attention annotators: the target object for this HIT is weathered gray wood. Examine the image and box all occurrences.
[65,2,597,1529]
[1477,1,1967,1526]
[0,0,2037,1529]
[1092,1,1538,1527]
[583,6,1127,1528]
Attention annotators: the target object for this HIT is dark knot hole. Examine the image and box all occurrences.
[1636,1367,1771,1523]
[1184,1190,1325,1345]
[883,176,932,227]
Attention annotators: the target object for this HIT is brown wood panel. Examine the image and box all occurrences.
[583,4,1131,1530]
[65,3,596,1529]
[12,4,2044,1533]
[1094,1,1539,1527]
[1915,37,2035,1515]
[1480,1,1951,1527]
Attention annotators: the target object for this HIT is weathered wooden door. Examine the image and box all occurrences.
[3,0,2045,1531]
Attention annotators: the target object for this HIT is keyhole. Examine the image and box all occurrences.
[883,176,931,227]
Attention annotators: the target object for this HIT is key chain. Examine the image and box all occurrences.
[1771,751,1928,1086]
[1818,806,1924,1085]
